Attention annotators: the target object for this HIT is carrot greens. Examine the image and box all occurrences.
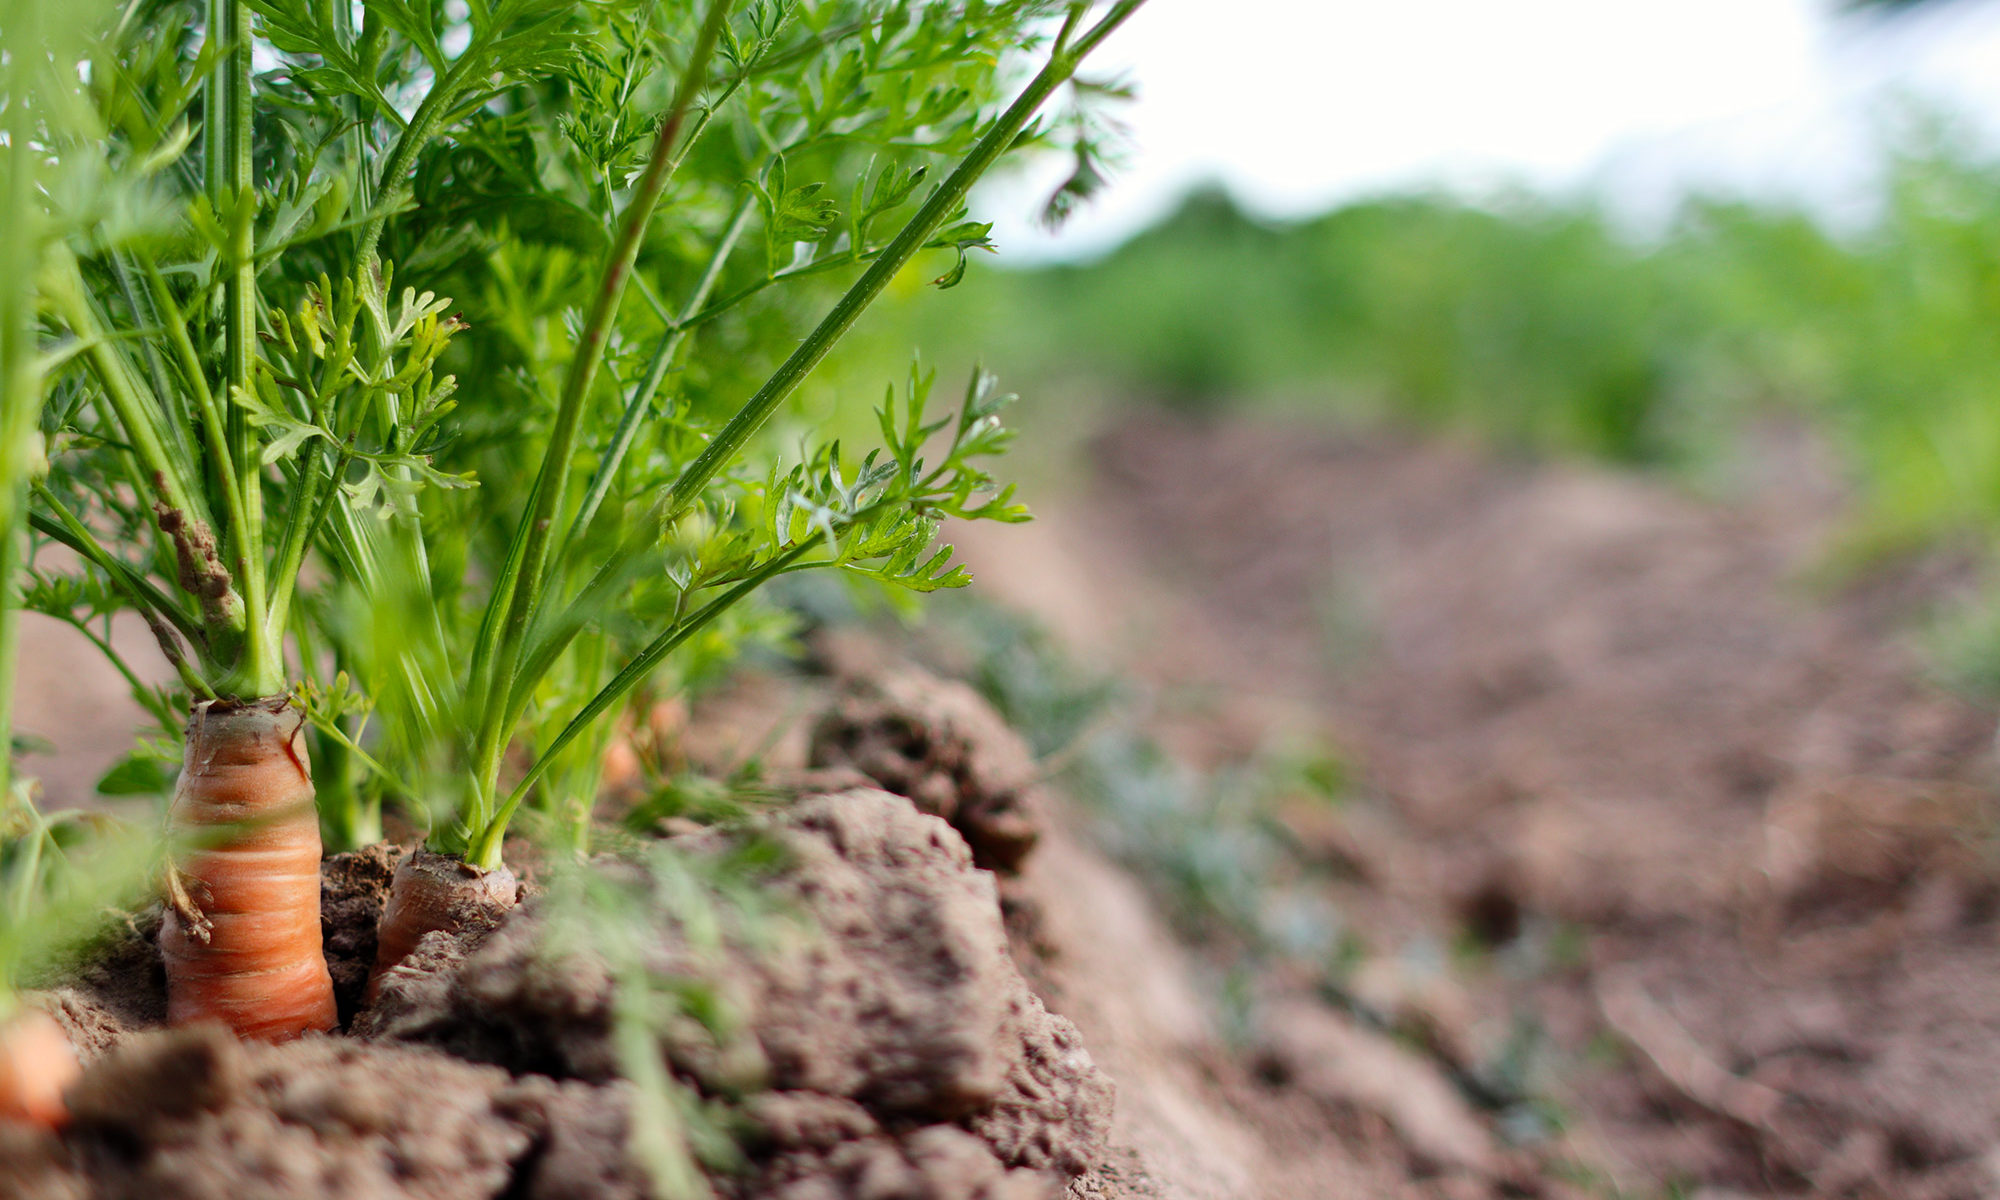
[5,0,1145,875]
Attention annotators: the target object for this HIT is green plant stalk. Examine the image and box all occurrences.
[110,251,179,435]
[217,2,284,692]
[262,441,326,635]
[0,0,42,809]
[287,612,380,851]
[137,254,231,487]
[491,197,761,737]
[353,77,464,272]
[470,536,820,868]
[560,194,758,559]
[313,724,382,849]
[463,0,736,847]
[44,261,205,528]
[42,259,252,674]
[661,0,1146,518]
[133,250,267,680]
[25,503,205,650]
[207,0,280,696]
[271,351,383,628]
[556,629,612,856]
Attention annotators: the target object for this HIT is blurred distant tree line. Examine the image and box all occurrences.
[858,122,2000,563]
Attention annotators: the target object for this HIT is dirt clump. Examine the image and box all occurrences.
[364,787,1110,1197]
[0,1122,84,1200]
[743,1095,1053,1200]
[33,906,166,1063]
[811,664,1047,875]
[55,1025,533,1200]
[4,774,1112,1199]
[320,841,406,1026]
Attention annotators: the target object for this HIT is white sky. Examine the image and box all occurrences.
[982,0,2000,259]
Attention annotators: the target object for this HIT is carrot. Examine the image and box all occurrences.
[366,849,518,1002]
[0,1008,78,1128]
[158,698,336,1042]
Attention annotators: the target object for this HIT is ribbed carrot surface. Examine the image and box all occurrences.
[159,699,336,1042]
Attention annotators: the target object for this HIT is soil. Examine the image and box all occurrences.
[12,405,2000,1199]
[8,769,1116,1197]
[951,410,2000,1199]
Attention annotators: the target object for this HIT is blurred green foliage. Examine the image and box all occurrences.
[857,121,2000,558]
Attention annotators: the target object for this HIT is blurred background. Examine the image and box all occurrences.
[828,0,2000,521]
[793,1,2000,587]
[795,1,2000,1193]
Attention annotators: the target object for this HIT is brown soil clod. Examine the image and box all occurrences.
[810,665,1048,875]
[37,906,166,1064]
[68,1029,533,1200]
[320,842,405,1028]
[63,1023,249,1132]
[362,787,1111,1197]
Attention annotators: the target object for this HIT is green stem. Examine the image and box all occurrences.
[559,194,756,563]
[134,254,264,657]
[661,0,1146,519]
[26,500,205,649]
[665,241,889,338]
[262,448,322,635]
[300,705,412,806]
[110,252,179,435]
[45,264,247,679]
[467,0,736,825]
[353,74,462,273]
[314,724,383,854]
[45,259,207,531]
[206,0,279,696]
[0,13,36,805]
[471,536,819,869]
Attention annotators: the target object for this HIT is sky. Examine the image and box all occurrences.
[981,0,2000,260]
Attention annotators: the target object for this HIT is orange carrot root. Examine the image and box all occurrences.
[366,849,519,1002]
[0,1009,79,1129]
[159,698,336,1042]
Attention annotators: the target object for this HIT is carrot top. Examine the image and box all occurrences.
[16,0,1146,865]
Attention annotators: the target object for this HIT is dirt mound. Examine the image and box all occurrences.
[8,785,1112,1199]
[38,908,165,1063]
[810,659,1047,875]
[810,624,1517,1197]
[367,788,1110,1194]
[65,1026,534,1200]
